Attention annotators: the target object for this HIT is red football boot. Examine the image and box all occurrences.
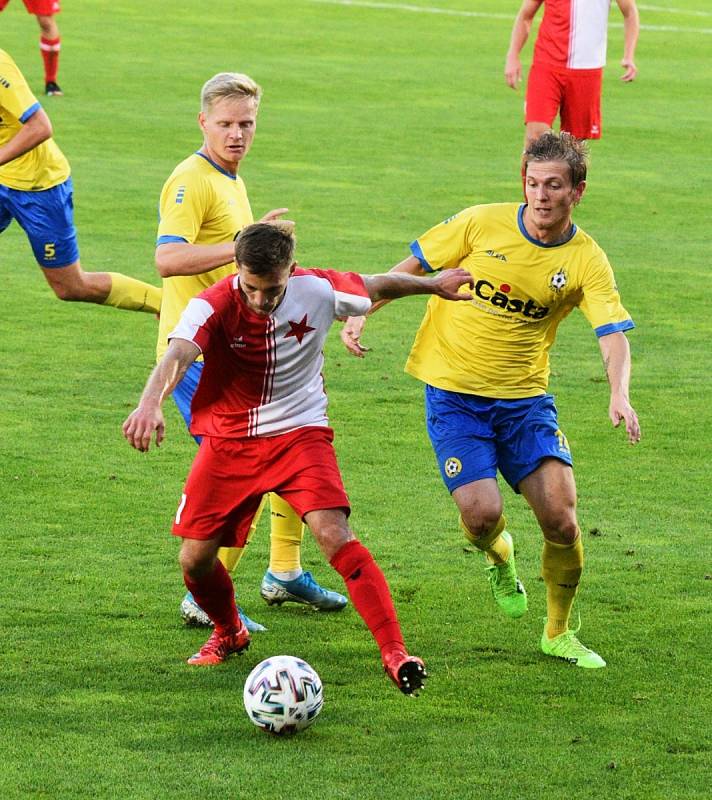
[187,623,250,666]
[383,649,427,695]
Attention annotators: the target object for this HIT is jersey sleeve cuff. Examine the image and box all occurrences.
[156,235,189,246]
[19,102,41,123]
[409,240,435,273]
[595,319,635,337]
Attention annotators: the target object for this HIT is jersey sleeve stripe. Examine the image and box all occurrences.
[168,297,215,349]
[156,234,189,246]
[410,239,435,272]
[594,320,635,337]
[19,101,41,123]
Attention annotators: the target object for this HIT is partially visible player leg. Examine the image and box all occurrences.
[36,12,62,96]
[454,479,528,619]
[179,538,250,666]
[520,458,605,668]
[260,492,348,611]
[172,365,265,632]
[42,262,162,313]
[306,509,425,695]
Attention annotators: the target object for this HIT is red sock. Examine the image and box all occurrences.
[330,539,405,661]
[40,36,61,84]
[183,560,239,633]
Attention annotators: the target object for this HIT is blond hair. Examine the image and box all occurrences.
[200,72,262,113]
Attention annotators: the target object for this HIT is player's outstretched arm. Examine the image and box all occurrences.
[617,0,639,81]
[0,108,52,167]
[123,338,200,452]
[340,255,427,358]
[599,332,641,444]
[504,0,541,89]
[364,267,473,303]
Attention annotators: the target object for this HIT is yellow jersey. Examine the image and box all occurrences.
[156,152,253,361]
[0,49,70,191]
[406,203,634,398]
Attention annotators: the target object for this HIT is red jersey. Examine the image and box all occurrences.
[533,0,611,69]
[169,268,372,439]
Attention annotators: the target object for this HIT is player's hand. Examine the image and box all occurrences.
[609,397,640,444]
[340,316,370,358]
[620,59,637,81]
[430,268,474,301]
[123,406,165,452]
[505,56,522,89]
[260,208,291,223]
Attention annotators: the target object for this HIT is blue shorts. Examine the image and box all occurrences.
[173,360,202,443]
[425,385,573,494]
[0,177,79,267]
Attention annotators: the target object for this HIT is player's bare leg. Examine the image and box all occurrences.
[41,261,161,313]
[36,14,62,96]
[520,459,605,668]
[453,479,527,618]
[306,508,426,694]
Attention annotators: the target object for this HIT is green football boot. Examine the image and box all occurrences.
[484,531,528,619]
[540,625,606,669]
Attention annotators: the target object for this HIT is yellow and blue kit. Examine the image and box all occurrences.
[156,151,254,362]
[0,48,77,266]
[408,202,634,491]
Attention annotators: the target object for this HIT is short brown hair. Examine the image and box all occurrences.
[524,131,588,186]
[200,72,262,113]
[234,222,296,275]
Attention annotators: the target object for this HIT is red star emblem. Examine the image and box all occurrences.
[284,314,315,344]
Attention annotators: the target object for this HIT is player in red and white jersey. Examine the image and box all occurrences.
[505,0,639,144]
[175,266,372,439]
[123,221,474,694]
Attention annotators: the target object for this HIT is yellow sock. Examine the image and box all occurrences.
[218,495,268,575]
[460,514,510,565]
[542,535,584,639]
[104,272,162,313]
[268,493,304,574]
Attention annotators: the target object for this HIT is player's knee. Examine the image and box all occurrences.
[460,506,503,541]
[179,546,214,579]
[310,518,352,560]
[541,513,579,545]
[51,282,86,302]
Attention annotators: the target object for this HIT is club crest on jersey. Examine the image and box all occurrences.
[284,314,315,344]
[444,457,462,478]
[549,269,568,292]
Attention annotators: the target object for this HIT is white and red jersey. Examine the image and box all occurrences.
[169,268,372,439]
[533,0,611,70]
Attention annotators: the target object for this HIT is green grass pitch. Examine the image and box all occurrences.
[1,1,710,798]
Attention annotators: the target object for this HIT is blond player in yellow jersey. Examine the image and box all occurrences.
[343,132,640,668]
[0,49,160,313]
[154,72,346,631]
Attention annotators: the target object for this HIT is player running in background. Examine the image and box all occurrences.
[155,72,347,632]
[342,132,641,668]
[124,222,475,692]
[0,49,161,313]
[505,0,640,146]
[0,1,63,95]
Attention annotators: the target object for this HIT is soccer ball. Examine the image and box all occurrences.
[243,655,324,735]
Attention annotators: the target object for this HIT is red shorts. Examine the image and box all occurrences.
[525,62,603,140]
[0,0,60,14]
[172,426,350,547]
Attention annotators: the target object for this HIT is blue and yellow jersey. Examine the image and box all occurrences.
[0,49,70,191]
[406,203,634,398]
[156,152,253,360]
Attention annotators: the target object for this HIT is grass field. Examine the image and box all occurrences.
[1,1,711,798]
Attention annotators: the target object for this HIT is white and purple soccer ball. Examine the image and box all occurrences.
[243,655,324,735]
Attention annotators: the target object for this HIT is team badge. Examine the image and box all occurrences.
[549,269,568,292]
[444,457,462,478]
